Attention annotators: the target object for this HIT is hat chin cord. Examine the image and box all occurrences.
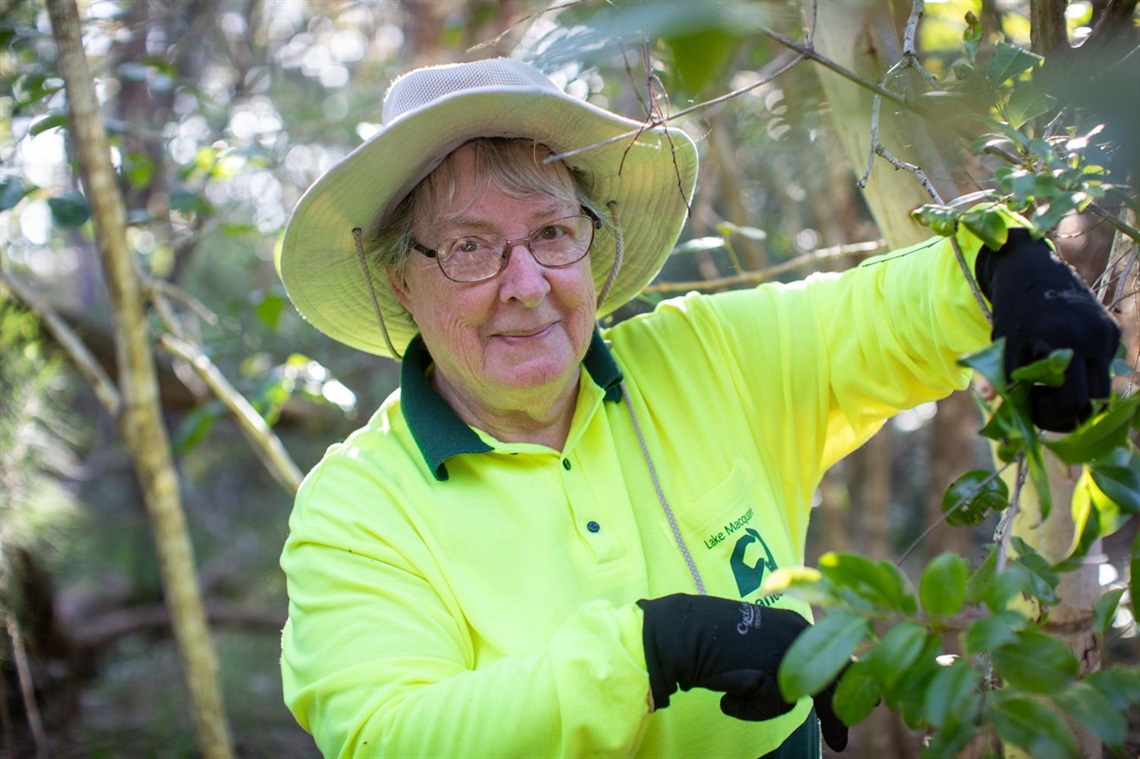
[352,227,403,360]
[595,201,624,311]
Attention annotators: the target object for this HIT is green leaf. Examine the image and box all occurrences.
[962,610,1027,655]
[833,661,880,727]
[992,630,1078,692]
[1092,587,1125,645]
[0,177,31,211]
[1044,393,1140,464]
[1010,538,1060,604]
[1052,682,1127,749]
[984,563,1029,611]
[919,553,970,617]
[1004,87,1055,130]
[778,610,870,701]
[1010,348,1071,387]
[1132,529,1139,622]
[961,206,1008,251]
[964,546,997,604]
[925,658,979,729]
[959,340,1006,392]
[991,694,1078,759]
[912,203,960,237]
[817,552,916,613]
[123,151,154,190]
[169,188,203,214]
[717,221,767,241]
[1085,666,1140,711]
[253,292,286,330]
[986,41,1042,86]
[865,622,928,692]
[172,403,220,454]
[48,192,90,228]
[29,111,68,136]
[942,469,1008,527]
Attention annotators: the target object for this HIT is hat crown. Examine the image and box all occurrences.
[382,58,558,126]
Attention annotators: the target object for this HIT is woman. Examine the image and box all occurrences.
[276,58,1119,757]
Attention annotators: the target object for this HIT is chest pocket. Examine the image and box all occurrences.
[660,458,787,600]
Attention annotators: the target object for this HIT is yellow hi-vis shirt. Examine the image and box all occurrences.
[281,227,994,757]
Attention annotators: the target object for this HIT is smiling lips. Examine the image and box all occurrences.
[495,323,555,340]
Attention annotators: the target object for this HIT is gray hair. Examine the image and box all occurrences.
[368,137,609,276]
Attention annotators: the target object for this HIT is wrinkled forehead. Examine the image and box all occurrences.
[413,139,580,222]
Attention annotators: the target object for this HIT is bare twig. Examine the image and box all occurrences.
[643,239,887,294]
[1087,202,1140,245]
[158,333,303,495]
[3,615,46,759]
[896,462,1014,565]
[0,271,122,417]
[995,458,1029,573]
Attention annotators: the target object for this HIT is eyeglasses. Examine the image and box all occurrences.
[411,213,601,283]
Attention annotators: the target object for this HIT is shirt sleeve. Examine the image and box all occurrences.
[280,444,651,758]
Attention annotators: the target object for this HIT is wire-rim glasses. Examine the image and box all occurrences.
[411,212,601,284]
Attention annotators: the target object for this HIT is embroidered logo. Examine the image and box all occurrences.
[730,527,778,598]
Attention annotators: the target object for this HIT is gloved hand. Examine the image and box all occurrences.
[975,228,1121,431]
[637,593,848,752]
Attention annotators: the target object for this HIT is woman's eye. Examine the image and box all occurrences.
[536,225,567,241]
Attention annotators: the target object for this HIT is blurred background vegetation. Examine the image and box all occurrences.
[0,0,1136,756]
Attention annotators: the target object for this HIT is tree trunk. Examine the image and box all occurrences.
[43,2,234,757]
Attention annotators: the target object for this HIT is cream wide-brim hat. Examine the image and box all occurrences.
[277,57,699,358]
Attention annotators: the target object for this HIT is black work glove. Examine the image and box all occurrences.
[975,228,1121,432]
[637,593,848,752]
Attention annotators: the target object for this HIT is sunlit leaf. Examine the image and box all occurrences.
[961,205,1008,251]
[1004,87,1055,130]
[1044,393,1140,464]
[959,340,1006,391]
[778,610,869,701]
[817,552,916,613]
[986,41,1042,86]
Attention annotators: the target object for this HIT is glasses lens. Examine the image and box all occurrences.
[438,236,504,282]
[529,216,595,267]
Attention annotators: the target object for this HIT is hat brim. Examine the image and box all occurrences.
[278,83,698,358]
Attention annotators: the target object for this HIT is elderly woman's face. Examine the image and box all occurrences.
[390,144,597,414]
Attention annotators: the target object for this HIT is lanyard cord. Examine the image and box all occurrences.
[620,382,707,595]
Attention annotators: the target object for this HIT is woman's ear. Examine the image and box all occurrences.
[388,268,414,315]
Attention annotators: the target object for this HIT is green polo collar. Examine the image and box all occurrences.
[400,330,623,481]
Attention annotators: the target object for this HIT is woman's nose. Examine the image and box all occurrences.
[498,240,550,306]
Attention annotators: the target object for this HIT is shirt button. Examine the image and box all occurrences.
[562,458,572,470]
[587,520,600,533]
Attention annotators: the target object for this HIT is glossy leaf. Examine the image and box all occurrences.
[992,630,1078,692]
[1044,393,1139,464]
[991,695,1078,759]
[1085,666,1140,711]
[942,469,1008,527]
[29,111,68,136]
[919,553,969,617]
[1089,448,1140,516]
[1052,681,1128,748]
[983,564,1030,611]
[961,206,1008,251]
[778,610,869,701]
[0,177,30,211]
